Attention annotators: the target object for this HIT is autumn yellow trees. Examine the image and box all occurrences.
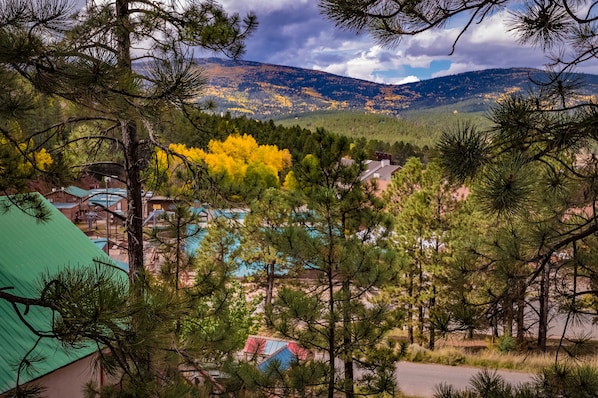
[150,134,291,199]
[1,132,53,196]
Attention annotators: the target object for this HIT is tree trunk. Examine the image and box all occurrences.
[407,275,414,344]
[342,280,354,398]
[428,288,436,350]
[115,0,145,288]
[537,263,549,352]
[328,273,335,398]
[417,262,424,341]
[265,261,275,306]
[123,121,146,287]
[503,288,513,338]
[516,280,526,346]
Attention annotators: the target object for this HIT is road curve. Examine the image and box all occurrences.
[395,361,534,397]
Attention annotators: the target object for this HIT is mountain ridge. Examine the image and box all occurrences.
[194,58,598,118]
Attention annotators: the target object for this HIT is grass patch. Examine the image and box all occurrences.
[403,343,554,373]
[392,332,598,373]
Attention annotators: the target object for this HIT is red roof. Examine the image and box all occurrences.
[287,341,310,360]
[243,336,266,355]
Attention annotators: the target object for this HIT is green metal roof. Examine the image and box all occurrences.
[87,188,127,209]
[64,185,90,198]
[0,193,126,393]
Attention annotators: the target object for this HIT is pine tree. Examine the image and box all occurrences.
[384,158,469,349]
[266,133,402,398]
[0,0,256,285]
[0,0,258,394]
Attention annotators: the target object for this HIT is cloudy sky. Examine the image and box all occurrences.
[214,0,598,85]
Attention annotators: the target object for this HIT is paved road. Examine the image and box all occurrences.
[395,362,534,397]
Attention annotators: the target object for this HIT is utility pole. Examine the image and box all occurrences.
[105,176,111,254]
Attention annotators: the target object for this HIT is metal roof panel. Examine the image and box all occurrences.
[0,193,125,393]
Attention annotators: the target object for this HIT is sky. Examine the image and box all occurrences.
[213,0,598,85]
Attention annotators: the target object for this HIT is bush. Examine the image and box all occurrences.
[438,348,466,366]
[497,333,516,353]
[406,344,430,362]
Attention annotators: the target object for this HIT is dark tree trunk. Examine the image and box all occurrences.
[516,280,526,346]
[265,261,275,306]
[428,289,436,350]
[123,121,146,287]
[342,280,354,398]
[328,272,336,398]
[503,288,514,338]
[538,263,549,351]
[115,0,145,288]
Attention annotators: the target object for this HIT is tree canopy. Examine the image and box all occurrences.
[320,0,598,351]
[0,0,257,283]
[149,134,291,200]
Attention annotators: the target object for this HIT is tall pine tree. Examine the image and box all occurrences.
[266,133,402,398]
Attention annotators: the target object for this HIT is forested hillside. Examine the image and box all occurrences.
[159,109,428,166]
[274,109,493,149]
[194,58,598,118]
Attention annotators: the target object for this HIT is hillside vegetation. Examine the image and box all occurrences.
[195,58,598,120]
[274,108,493,149]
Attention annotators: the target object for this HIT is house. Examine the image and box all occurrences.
[0,193,126,398]
[342,157,401,192]
[145,195,176,218]
[243,335,311,373]
[44,186,90,222]
[359,159,401,191]
[86,187,127,218]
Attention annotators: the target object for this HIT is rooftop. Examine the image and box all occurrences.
[0,193,126,393]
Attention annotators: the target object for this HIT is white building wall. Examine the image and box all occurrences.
[2,355,105,398]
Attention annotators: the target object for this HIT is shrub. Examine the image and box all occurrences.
[497,333,516,353]
[406,344,430,362]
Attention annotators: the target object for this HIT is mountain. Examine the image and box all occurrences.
[194,58,598,119]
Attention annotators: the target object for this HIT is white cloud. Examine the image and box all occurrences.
[312,44,422,85]
[219,0,310,15]
[432,62,485,78]
[389,75,420,84]
[468,11,518,44]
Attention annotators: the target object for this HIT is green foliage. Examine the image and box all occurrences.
[264,133,402,397]
[1,2,260,395]
[496,333,517,354]
[180,279,260,359]
[275,110,490,150]
[437,122,490,184]
[432,364,598,398]
[538,364,598,398]
[0,74,60,195]
[320,0,598,356]
[384,158,475,348]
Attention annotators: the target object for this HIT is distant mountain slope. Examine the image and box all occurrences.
[194,58,598,118]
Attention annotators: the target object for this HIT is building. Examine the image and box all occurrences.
[243,335,311,372]
[44,186,90,222]
[360,159,401,191]
[342,157,401,192]
[0,193,126,397]
[144,195,176,218]
[86,187,127,218]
